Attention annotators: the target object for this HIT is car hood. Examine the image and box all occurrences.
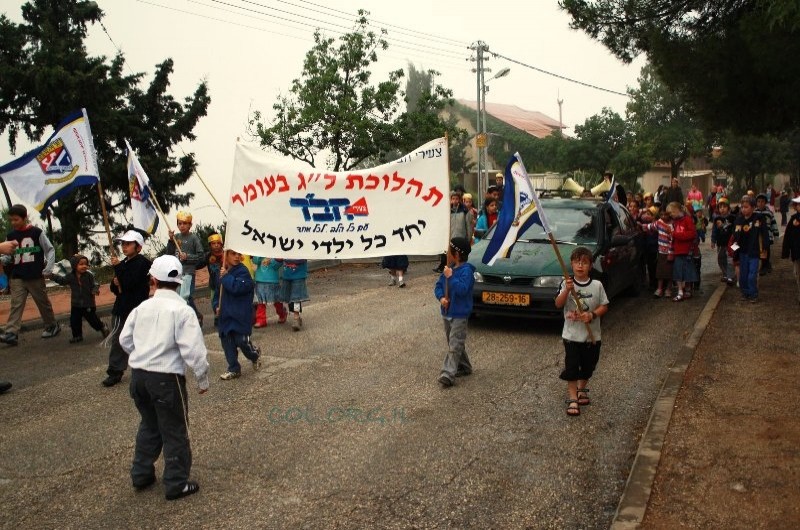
[469,238,598,277]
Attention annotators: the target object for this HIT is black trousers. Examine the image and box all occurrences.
[129,369,192,496]
[69,306,104,338]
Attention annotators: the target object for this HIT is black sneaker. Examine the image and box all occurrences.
[69,336,83,344]
[102,374,122,387]
[0,332,18,346]
[166,481,200,500]
[133,476,156,491]
[0,381,11,394]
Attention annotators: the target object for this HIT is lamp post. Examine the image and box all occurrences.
[480,67,510,193]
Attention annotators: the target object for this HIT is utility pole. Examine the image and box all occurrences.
[469,41,489,195]
[557,93,564,137]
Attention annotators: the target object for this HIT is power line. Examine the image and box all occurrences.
[490,50,630,97]
[209,0,467,61]
[290,0,469,48]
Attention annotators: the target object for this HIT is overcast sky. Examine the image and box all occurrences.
[1,0,645,234]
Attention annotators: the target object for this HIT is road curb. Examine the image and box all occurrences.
[17,257,436,332]
[610,281,727,529]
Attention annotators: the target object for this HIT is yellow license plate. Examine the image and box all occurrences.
[481,292,530,306]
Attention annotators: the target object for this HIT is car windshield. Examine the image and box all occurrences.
[483,204,598,244]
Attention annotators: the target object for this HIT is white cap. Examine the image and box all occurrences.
[149,255,183,284]
[792,196,800,204]
[115,229,144,247]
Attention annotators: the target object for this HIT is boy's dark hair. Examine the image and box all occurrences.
[8,204,27,218]
[70,254,89,269]
[449,237,471,261]
[154,279,180,291]
[570,246,593,263]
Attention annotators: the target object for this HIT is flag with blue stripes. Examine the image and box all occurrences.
[125,140,159,235]
[0,109,99,212]
[482,153,551,265]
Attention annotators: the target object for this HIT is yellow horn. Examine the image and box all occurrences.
[562,177,585,196]
[590,179,612,197]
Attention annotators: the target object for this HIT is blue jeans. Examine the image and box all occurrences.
[739,253,760,298]
[220,332,260,373]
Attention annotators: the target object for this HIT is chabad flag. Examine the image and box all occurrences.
[125,140,159,235]
[0,109,100,212]
[482,153,550,265]
[225,138,449,259]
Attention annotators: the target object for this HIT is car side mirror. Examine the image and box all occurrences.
[474,229,487,239]
[610,234,629,246]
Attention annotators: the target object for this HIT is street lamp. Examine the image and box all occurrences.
[479,67,510,193]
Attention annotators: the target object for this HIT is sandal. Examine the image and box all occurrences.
[672,293,684,302]
[652,289,663,298]
[565,399,580,416]
[577,388,591,406]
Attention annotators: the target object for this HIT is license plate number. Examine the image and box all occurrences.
[481,292,530,306]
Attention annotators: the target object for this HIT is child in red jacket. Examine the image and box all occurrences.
[667,201,698,301]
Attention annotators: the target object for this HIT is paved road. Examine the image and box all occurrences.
[0,258,718,529]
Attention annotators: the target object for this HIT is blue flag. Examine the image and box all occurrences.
[482,153,550,265]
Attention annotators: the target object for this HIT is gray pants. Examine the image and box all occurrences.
[130,369,192,496]
[107,315,129,377]
[440,317,471,382]
[716,246,734,280]
[3,277,56,334]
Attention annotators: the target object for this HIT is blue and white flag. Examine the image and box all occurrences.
[605,175,624,216]
[125,140,159,235]
[0,109,100,212]
[482,153,550,265]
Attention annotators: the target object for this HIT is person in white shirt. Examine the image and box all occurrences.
[119,255,209,500]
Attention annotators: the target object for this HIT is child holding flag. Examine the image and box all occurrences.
[555,246,609,417]
[165,211,204,324]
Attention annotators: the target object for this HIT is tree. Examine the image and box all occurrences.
[560,0,800,134]
[251,11,404,172]
[0,1,210,256]
[625,64,704,180]
[568,108,628,179]
[711,133,791,193]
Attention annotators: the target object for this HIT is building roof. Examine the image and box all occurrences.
[457,99,563,139]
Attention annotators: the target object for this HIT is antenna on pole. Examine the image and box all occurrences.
[557,91,564,137]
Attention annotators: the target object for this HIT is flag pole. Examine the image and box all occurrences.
[179,144,226,219]
[82,109,116,258]
[146,194,182,251]
[514,153,594,343]
[443,133,451,303]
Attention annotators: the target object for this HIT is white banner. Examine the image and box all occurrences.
[226,138,450,259]
[0,109,100,212]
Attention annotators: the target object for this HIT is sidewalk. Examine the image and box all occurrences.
[0,268,210,331]
[616,252,800,528]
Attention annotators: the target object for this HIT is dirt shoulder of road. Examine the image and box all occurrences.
[642,254,800,528]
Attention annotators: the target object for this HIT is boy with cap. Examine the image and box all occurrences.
[781,196,800,304]
[217,250,262,380]
[103,230,151,387]
[165,211,204,324]
[434,237,476,387]
[119,255,209,500]
[0,204,60,346]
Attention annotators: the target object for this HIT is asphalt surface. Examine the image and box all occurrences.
[0,257,721,529]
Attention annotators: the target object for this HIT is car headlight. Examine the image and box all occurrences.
[473,271,484,283]
[533,276,562,288]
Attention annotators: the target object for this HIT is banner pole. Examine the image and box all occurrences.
[0,177,12,210]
